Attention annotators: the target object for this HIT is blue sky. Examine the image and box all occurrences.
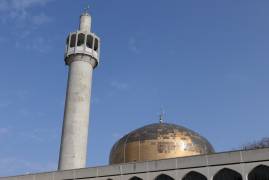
[0,0,269,176]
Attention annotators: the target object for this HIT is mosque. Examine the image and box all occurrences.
[1,10,269,180]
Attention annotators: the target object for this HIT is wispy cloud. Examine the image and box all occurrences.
[3,0,52,11]
[0,37,7,48]
[0,0,54,53]
[112,132,122,139]
[0,90,29,111]
[15,36,53,53]
[0,101,11,109]
[32,13,52,25]
[128,37,140,54]
[0,37,6,43]
[92,96,101,104]
[0,0,53,25]
[15,90,29,101]
[19,128,57,143]
[0,1,8,12]
[0,157,56,176]
[110,81,129,90]
[0,128,9,135]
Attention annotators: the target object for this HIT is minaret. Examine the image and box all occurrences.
[58,9,100,170]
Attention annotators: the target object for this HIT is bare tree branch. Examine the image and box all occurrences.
[242,137,269,150]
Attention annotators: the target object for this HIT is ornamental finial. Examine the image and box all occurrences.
[83,5,90,15]
[159,108,165,123]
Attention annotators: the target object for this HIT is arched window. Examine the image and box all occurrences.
[155,174,174,180]
[94,38,99,51]
[65,36,70,51]
[66,36,69,46]
[86,35,93,48]
[129,176,143,180]
[77,33,85,46]
[248,165,269,180]
[213,168,242,180]
[183,171,207,180]
[70,34,76,48]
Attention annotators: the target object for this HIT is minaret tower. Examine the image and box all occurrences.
[58,9,100,170]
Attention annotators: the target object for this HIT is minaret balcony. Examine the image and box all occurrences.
[64,31,100,65]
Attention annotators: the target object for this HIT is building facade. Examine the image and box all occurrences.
[1,8,269,180]
[1,148,269,180]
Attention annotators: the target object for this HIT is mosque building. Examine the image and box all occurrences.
[1,9,269,180]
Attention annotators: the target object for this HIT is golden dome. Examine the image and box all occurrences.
[109,123,214,164]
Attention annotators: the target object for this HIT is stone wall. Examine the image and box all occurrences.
[1,148,269,180]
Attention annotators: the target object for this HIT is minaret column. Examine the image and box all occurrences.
[58,11,100,170]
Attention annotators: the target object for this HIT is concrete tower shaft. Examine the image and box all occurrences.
[80,12,91,32]
[58,11,100,170]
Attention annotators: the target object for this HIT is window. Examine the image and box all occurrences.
[70,34,76,48]
[66,36,69,46]
[86,35,93,48]
[77,33,85,46]
[94,38,99,51]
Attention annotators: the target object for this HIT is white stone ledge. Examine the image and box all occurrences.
[1,148,269,180]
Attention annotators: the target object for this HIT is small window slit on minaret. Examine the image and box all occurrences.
[77,33,85,46]
[70,34,76,48]
[87,35,93,48]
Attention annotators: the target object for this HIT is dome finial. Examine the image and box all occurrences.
[159,109,165,123]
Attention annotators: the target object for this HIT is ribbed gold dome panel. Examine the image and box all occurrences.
[109,123,214,164]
